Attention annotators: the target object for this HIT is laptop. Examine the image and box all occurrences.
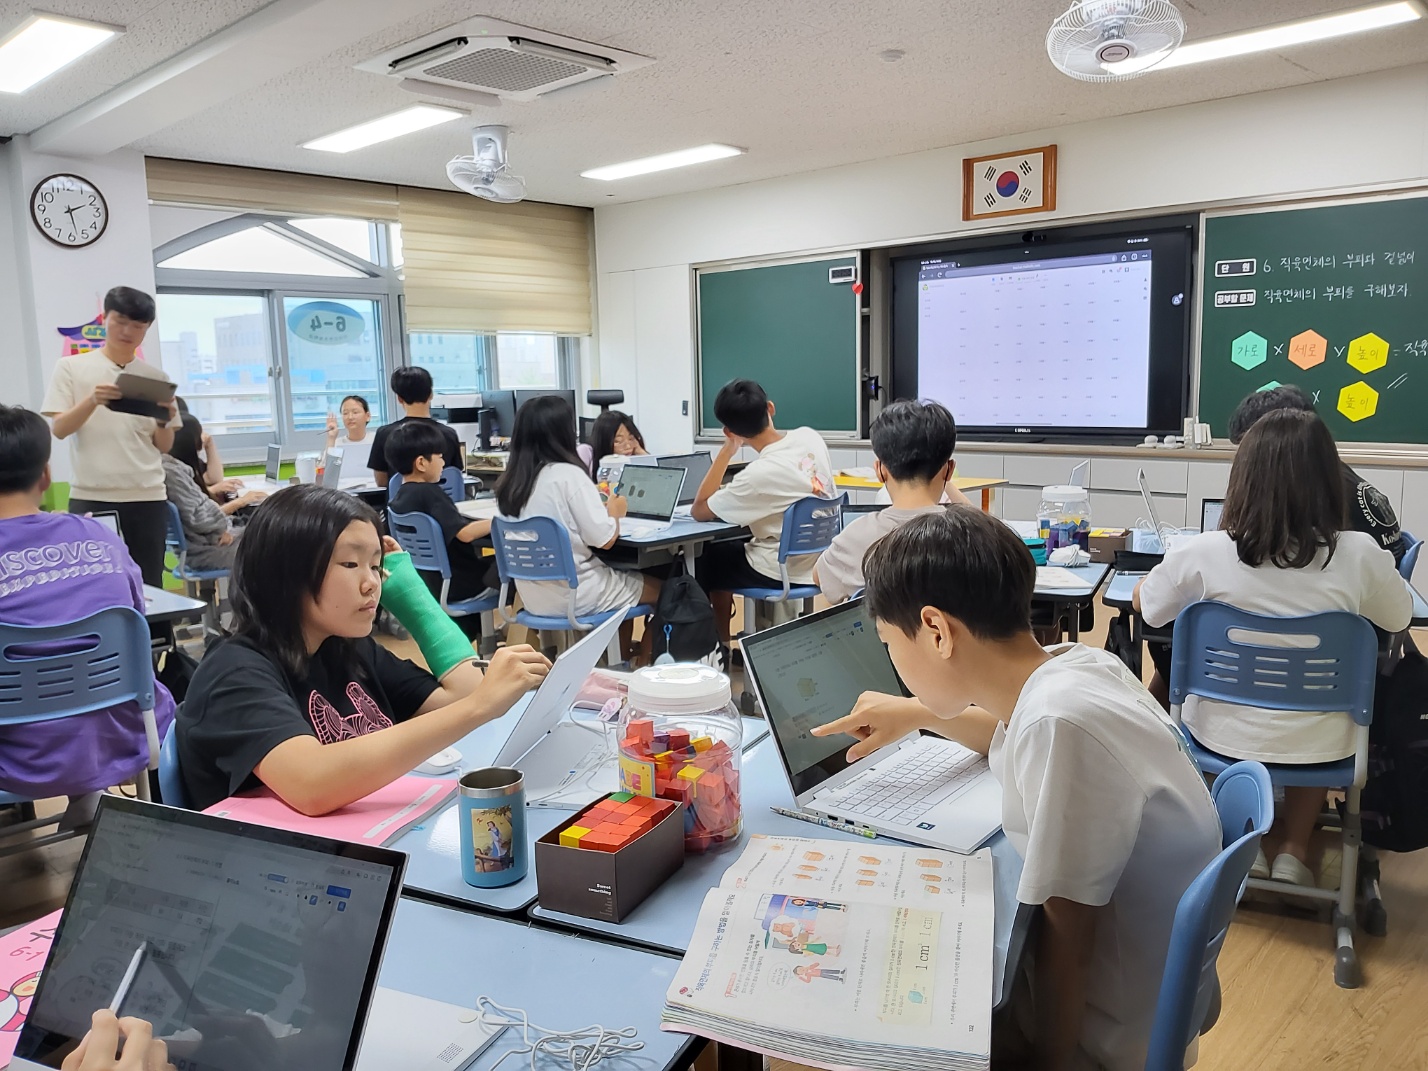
[237,443,284,494]
[740,598,1003,854]
[89,510,122,537]
[321,447,344,488]
[1201,497,1225,532]
[492,611,626,805]
[656,452,714,507]
[615,465,685,539]
[12,796,405,1070]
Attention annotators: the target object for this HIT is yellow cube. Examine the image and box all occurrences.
[691,736,714,752]
[676,766,704,784]
[559,825,592,848]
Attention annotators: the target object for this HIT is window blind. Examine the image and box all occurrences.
[396,186,593,335]
[145,158,400,221]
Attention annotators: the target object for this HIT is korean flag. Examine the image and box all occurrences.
[968,148,1052,217]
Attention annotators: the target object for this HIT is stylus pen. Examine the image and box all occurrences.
[770,806,878,839]
[108,942,147,1013]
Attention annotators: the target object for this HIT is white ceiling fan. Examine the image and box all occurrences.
[446,125,526,203]
[1047,0,1186,82]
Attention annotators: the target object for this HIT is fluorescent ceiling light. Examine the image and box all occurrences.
[303,105,464,153]
[1105,1,1423,74]
[0,13,121,94]
[581,144,744,181]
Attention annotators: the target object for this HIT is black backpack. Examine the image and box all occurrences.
[1360,638,1428,852]
[647,559,719,664]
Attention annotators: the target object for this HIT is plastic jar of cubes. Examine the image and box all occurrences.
[617,664,743,853]
[1037,484,1092,551]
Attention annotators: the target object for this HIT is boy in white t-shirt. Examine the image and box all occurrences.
[811,507,1221,1071]
[691,379,835,645]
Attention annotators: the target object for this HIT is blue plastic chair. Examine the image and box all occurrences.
[1398,528,1421,581]
[490,516,652,662]
[387,472,404,497]
[729,494,846,632]
[440,466,466,504]
[1169,601,1379,988]
[159,721,189,809]
[388,509,501,657]
[0,606,160,854]
[1144,761,1272,1071]
[164,502,228,634]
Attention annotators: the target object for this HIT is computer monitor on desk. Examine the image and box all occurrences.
[479,389,516,442]
[514,389,578,430]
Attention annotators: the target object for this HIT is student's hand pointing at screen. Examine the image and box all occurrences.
[811,692,939,762]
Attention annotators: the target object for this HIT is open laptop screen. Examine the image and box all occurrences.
[265,443,282,484]
[656,453,714,505]
[15,797,404,1071]
[741,599,907,797]
[1201,498,1225,532]
[616,465,685,521]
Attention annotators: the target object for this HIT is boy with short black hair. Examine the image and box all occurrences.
[811,507,1220,1071]
[691,379,835,644]
[0,403,176,820]
[367,366,463,487]
[813,399,970,603]
[385,420,494,614]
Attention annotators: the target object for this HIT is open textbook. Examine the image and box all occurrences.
[662,834,994,1071]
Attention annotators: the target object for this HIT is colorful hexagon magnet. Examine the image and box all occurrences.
[1346,333,1389,374]
[1288,330,1327,370]
[1337,381,1379,423]
[1257,380,1282,392]
[1231,331,1268,371]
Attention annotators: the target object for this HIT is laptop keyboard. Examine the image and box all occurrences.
[619,519,668,538]
[829,742,985,826]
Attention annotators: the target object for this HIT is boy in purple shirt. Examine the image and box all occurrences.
[0,404,175,821]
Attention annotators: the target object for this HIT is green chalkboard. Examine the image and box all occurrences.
[1198,194,1428,444]
[697,257,860,435]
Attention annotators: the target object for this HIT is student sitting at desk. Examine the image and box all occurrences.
[588,409,649,481]
[496,396,662,621]
[1134,409,1410,886]
[0,404,176,826]
[325,393,376,485]
[1228,383,1407,564]
[691,379,835,646]
[163,415,264,570]
[177,485,550,814]
[813,399,969,604]
[366,368,462,488]
[810,507,1220,1071]
[386,420,497,632]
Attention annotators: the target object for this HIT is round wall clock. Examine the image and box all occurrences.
[30,173,109,248]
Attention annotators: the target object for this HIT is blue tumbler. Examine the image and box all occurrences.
[458,767,527,888]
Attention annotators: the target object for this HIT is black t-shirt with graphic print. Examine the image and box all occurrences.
[177,634,439,810]
[1342,463,1406,565]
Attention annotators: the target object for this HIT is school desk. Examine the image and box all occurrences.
[833,472,1009,511]
[601,516,749,570]
[1031,561,1112,642]
[142,584,208,649]
[528,735,1032,1014]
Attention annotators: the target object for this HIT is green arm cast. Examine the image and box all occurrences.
[379,550,476,679]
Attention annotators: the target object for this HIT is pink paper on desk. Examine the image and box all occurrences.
[203,776,457,846]
[1,909,62,1065]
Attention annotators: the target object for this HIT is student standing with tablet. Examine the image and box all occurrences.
[177,485,550,814]
[42,287,177,587]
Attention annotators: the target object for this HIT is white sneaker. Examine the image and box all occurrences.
[1250,848,1270,880]
[1270,853,1315,887]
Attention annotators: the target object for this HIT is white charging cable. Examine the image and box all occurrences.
[469,996,644,1071]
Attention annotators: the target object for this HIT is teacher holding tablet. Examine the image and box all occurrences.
[42,286,177,586]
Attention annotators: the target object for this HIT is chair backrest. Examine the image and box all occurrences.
[490,516,579,587]
[576,442,595,473]
[1400,529,1422,581]
[777,494,848,564]
[388,509,453,581]
[0,606,155,727]
[158,721,189,808]
[439,466,465,504]
[1209,759,1274,848]
[1168,602,1378,727]
[387,471,404,497]
[164,500,187,555]
[1144,816,1268,1071]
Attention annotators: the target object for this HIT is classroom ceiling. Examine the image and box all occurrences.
[2,0,1427,207]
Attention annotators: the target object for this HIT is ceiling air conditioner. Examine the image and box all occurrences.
[356,16,654,106]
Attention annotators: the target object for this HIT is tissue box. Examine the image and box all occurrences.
[1088,528,1128,563]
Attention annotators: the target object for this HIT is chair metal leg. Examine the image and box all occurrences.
[1332,785,1363,988]
[1358,845,1388,937]
[477,610,500,659]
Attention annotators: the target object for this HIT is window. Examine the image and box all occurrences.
[406,332,577,393]
[155,212,401,454]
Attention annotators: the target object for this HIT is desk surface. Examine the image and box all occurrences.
[142,584,208,622]
[529,736,1027,1009]
[1033,562,1111,600]
[834,472,1009,493]
[379,899,696,1071]
[1102,569,1428,626]
[454,506,743,551]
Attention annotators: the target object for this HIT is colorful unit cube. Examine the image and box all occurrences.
[617,724,743,853]
[553,793,678,854]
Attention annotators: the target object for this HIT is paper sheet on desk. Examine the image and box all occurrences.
[837,467,878,480]
[1035,566,1088,590]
